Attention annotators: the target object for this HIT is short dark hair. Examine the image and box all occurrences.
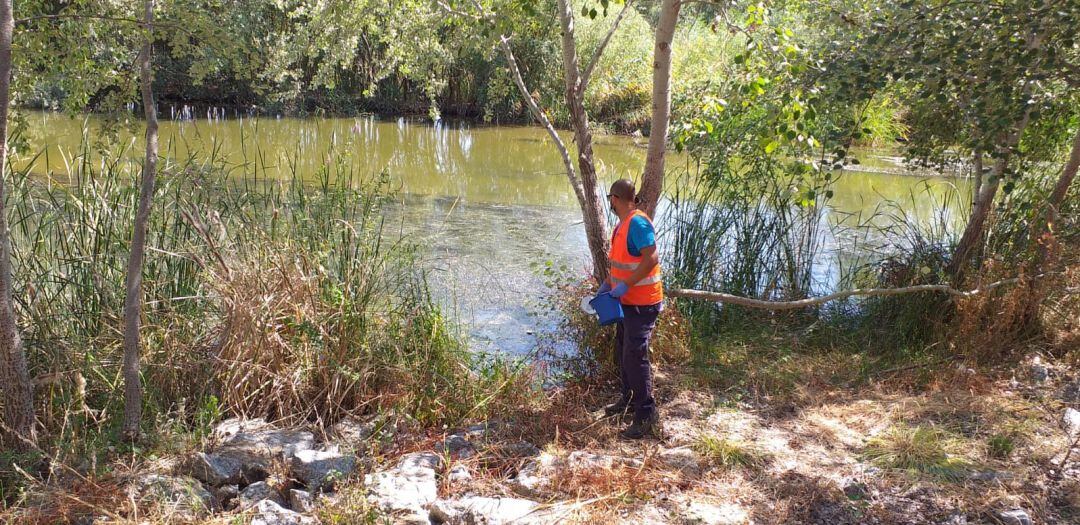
[608,179,638,204]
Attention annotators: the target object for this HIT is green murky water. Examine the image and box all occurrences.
[16,111,970,354]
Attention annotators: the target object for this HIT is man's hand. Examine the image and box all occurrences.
[598,281,612,294]
[610,281,629,298]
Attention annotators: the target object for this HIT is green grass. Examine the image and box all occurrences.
[863,424,973,481]
[693,434,770,470]
[986,433,1016,460]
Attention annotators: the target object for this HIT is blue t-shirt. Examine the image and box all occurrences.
[625,215,655,257]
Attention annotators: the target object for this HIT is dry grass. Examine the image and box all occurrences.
[1,473,129,525]
[546,459,663,503]
[211,245,333,422]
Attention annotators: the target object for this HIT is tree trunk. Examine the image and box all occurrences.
[971,152,983,209]
[947,111,1032,283]
[1032,128,1080,272]
[637,0,681,218]
[949,156,1005,282]
[121,0,158,442]
[0,0,35,451]
[556,0,610,282]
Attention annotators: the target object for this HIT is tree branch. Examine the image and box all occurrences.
[580,0,634,90]
[434,0,487,21]
[498,35,587,209]
[666,275,1032,310]
[14,13,193,34]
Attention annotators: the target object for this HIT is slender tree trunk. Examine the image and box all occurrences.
[1032,129,1080,271]
[637,0,681,218]
[0,0,35,451]
[949,156,1006,282]
[1016,128,1080,326]
[556,0,610,282]
[971,152,983,209]
[948,111,1032,283]
[121,0,157,441]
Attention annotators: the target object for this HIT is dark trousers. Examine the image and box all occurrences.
[615,303,661,421]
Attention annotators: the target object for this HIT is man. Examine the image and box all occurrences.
[598,179,663,439]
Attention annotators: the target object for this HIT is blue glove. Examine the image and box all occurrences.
[610,281,629,299]
[598,281,612,294]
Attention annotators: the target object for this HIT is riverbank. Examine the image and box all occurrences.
[6,344,1077,524]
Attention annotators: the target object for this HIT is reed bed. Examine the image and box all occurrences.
[1,139,535,498]
[661,160,836,327]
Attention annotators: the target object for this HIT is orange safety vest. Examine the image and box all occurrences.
[608,209,663,306]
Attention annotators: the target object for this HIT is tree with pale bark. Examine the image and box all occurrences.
[440,0,688,282]
[0,0,34,451]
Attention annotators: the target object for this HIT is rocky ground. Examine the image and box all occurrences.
[53,355,1080,524]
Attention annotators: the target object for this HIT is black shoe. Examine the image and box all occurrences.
[603,397,630,418]
[620,412,660,440]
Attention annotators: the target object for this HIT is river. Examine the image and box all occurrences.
[16,111,969,355]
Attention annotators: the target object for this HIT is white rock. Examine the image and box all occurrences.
[213,418,315,459]
[364,452,442,519]
[250,499,316,525]
[429,496,542,525]
[997,509,1032,525]
[187,451,245,486]
[448,464,472,483]
[511,453,558,497]
[1064,408,1080,436]
[566,450,643,469]
[331,417,377,442]
[238,481,285,510]
[287,489,314,513]
[290,446,356,491]
[201,419,316,487]
[397,451,443,472]
[658,447,702,474]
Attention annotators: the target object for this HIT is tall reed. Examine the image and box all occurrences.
[662,160,834,326]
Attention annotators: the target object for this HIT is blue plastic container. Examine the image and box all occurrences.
[589,292,624,326]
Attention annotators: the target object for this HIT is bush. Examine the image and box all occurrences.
[590,84,651,134]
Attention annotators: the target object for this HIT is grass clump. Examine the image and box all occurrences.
[863,424,972,481]
[986,433,1016,460]
[694,434,769,470]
